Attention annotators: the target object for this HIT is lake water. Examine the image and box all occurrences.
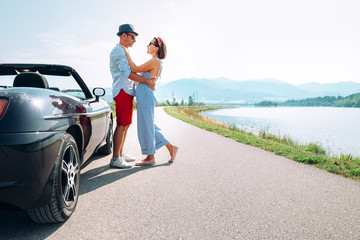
[202,107,360,157]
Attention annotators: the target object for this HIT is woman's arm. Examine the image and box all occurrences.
[122,47,157,73]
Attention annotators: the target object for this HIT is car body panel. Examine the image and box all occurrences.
[0,131,64,209]
[0,63,112,210]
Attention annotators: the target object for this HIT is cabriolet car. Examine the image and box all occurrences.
[0,63,113,223]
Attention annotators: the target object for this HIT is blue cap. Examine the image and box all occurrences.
[117,24,138,36]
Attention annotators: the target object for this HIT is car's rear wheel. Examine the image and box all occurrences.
[28,133,80,223]
[98,119,113,155]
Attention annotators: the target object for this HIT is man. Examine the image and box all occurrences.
[109,24,155,168]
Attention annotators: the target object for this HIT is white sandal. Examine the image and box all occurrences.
[135,159,155,166]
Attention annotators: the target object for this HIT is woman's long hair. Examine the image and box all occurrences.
[154,37,167,59]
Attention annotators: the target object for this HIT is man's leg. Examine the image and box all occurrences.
[110,124,132,168]
[113,124,129,158]
[111,89,134,167]
[119,125,129,154]
[117,125,136,162]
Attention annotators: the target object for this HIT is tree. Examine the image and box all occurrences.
[188,96,194,106]
[172,98,179,106]
[255,101,277,107]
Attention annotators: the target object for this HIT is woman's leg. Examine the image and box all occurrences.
[154,124,169,149]
[166,143,179,162]
[135,106,156,166]
[154,124,178,162]
[135,90,156,166]
[137,96,156,156]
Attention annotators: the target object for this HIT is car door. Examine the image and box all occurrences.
[86,98,109,153]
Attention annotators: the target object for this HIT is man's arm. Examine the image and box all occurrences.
[129,72,156,90]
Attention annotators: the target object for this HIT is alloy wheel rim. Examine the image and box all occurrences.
[61,145,79,207]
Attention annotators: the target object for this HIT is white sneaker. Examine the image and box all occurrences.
[121,153,136,162]
[109,157,132,168]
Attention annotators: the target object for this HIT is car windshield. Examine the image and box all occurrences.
[0,73,86,100]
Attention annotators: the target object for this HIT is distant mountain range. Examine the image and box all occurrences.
[100,78,360,104]
[156,78,360,104]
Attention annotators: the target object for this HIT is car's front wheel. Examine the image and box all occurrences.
[28,133,80,223]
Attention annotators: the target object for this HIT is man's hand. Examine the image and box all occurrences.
[147,79,156,90]
[129,73,155,89]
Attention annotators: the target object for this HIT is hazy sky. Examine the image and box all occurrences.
[1,0,359,87]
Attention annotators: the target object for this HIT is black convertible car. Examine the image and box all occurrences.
[0,63,113,223]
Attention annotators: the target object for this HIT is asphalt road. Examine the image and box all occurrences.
[1,107,360,239]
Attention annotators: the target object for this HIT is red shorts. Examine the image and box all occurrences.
[114,89,134,125]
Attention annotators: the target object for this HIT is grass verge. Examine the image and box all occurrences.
[164,106,360,181]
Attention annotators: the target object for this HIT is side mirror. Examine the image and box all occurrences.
[92,87,105,102]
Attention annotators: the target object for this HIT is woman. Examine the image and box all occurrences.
[123,37,178,166]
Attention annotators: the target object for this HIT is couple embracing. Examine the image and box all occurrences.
[109,24,178,169]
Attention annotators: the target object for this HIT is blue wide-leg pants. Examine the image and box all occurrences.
[136,83,169,155]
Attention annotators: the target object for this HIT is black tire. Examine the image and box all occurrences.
[97,119,113,155]
[28,133,80,223]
